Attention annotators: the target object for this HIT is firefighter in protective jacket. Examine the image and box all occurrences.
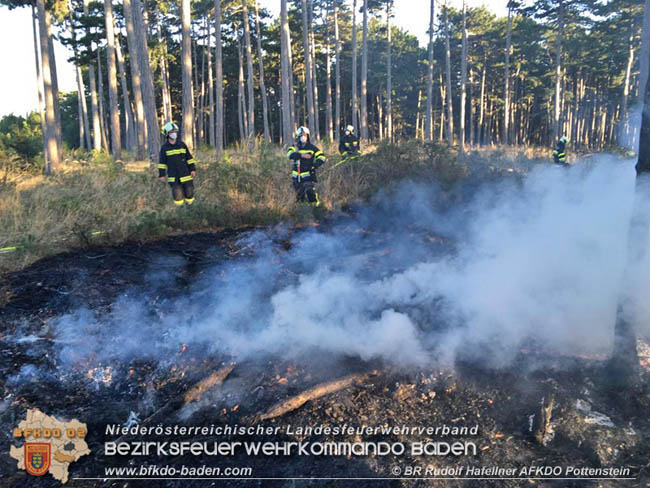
[158,122,197,206]
[339,125,360,157]
[287,126,326,205]
[553,136,569,167]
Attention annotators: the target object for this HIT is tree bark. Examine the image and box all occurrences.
[443,2,453,146]
[360,0,369,141]
[122,0,146,159]
[114,31,135,153]
[325,4,333,141]
[133,0,160,160]
[237,29,248,141]
[426,0,435,141]
[301,0,316,132]
[504,0,512,145]
[45,8,62,152]
[553,0,564,141]
[351,0,358,130]
[280,0,294,143]
[156,8,172,125]
[242,0,256,147]
[66,7,91,151]
[104,0,122,160]
[207,18,215,147]
[36,0,60,173]
[214,0,224,154]
[459,0,467,153]
[254,0,271,142]
[309,1,320,138]
[96,49,109,151]
[334,0,341,141]
[181,0,195,152]
[32,4,48,163]
[386,0,392,142]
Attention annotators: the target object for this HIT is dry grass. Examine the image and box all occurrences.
[0,139,466,274]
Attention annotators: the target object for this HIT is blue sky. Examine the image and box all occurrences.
[0,0,507,118]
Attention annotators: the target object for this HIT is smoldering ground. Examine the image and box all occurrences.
[29,154,647,376]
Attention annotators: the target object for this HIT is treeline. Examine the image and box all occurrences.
[1,0,645,173]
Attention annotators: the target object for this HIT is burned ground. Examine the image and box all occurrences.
[1,173,650,487]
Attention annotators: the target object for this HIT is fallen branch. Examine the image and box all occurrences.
[256,371,376,422]
[184,363,236,404]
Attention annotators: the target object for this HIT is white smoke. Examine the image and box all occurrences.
[49,155,647,369]
[616,106,642,152]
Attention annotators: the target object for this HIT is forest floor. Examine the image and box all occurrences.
[1,185,649,487]
[2,146,646,487]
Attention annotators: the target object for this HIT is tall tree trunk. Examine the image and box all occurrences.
[197,24,207,145]
[377,93,385,141]
[181,0,195,152]
[115,32,135,153]
[416,89,422,140]
[325,32,334,141]
[32,4,48,163]
[477,61,480,146]
[254,0,271,142]
[241,0,255,146]
[36,0,60,173]
[360,0,369,141]
[443,2,453,146]
[334,0,341,141]
[639,0,650,108]
[66,7,91,151]
[504,0,512,145]
[237,29,248,142]
[325,3,333,141]
[214,0,224,154]
[301,0,316,132]
[104,0,122,160]
[280,0,294,143]
[309,1,320,138]
[45,8,62,152]
[426,0,435,141]
[96,50,109,151]
[439,73,445,141]
[157,8,173,124]
[207,18,215,147]
[386,0,392,142]
[115,31,135,153]
[133,0,160,160]
[351,0,358,130]
[459,0,467,153]
[469,68,474,146]
[84,2,101,152]
[122,0,146,159]
[553,0,564,141]
[622,34,635,122]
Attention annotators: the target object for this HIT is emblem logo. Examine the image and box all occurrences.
[25,443,51,476]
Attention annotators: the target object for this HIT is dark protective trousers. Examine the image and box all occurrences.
[293,180,319,205]
[170,181,195,206]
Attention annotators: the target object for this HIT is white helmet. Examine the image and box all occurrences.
[346,125,354,134]
[163,121,179,135]
[296,126,310,138]
[560,136,569,143]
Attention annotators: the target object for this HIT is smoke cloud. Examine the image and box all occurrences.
[45,155,648,370]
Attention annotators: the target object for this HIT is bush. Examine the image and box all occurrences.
[0,113,43,166]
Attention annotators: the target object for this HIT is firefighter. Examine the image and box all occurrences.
[339,125,360,157]
[287,126,326,205]
[553,136,569,167]
[158,122,197,206]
